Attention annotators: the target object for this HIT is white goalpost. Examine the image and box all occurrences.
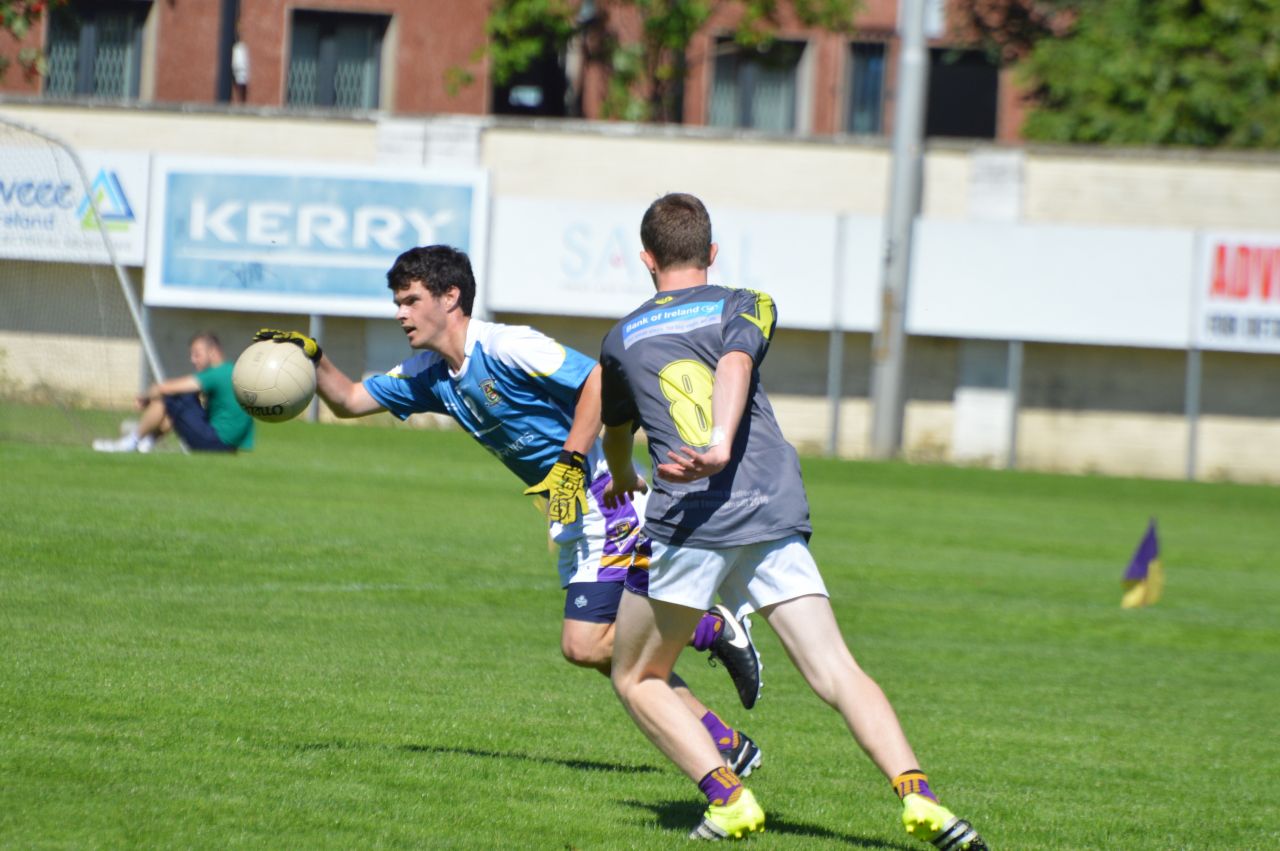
[0,114,168,444]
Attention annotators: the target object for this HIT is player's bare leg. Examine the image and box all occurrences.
[561,619,725,718]
[760,593,918,776]
[560,618,614,673]
[612,591,765,838]
[610,591,724,779]
[761,593,985,849]
[560,618,731,715]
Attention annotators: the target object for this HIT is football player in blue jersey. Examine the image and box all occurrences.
[598,194,988,847]
[254,244,763,778]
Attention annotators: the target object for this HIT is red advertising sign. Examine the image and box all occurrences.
[1195,232,1280,352]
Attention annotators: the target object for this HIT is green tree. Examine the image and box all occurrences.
[958,0,1280,148]
[0,0,64,82]
[459,0,862,122]
[951,0,1078,62]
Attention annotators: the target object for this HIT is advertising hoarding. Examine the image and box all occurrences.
[0,148,150,266]
[145,156,488,317]
[1193,231,1280,353]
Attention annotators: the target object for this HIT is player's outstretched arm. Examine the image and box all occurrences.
[564,364,603,456]
[314,355,384,418]
[656,350,753,483]
[601,423,648,510]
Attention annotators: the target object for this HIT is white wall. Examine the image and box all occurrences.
[4,104,1280,480]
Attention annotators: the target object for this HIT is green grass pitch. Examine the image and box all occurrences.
[2,420,1278,849]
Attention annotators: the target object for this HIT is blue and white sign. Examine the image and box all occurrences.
[0,148,150,266]
[622,301,724,348]
[145,156,488,317]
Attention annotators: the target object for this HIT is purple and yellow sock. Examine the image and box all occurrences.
[691,611,724,651]
[700,710,739,753]
[698,766,743,807]
[892,769,937,802]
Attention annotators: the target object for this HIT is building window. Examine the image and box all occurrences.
[925,48,999,139]
[846,41,885,135]
[44,1,148,99]
[709,38,806,133]
[491,44,568,117]
[286,11,388,110]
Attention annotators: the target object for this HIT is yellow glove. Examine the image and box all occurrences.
[253,328,322,362]
[524,450,590,524]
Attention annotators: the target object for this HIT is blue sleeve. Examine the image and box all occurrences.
[363,371,446,420]
[538,344,595,407]
[485,325,596,408]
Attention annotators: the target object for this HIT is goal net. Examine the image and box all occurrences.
[0,114,166,445]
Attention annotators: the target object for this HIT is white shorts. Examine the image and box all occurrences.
[550,468,648,588]
[631,533,828,619]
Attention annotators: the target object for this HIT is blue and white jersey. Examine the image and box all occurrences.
[363,319,596,487]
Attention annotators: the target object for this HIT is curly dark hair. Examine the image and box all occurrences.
[386,245,476,316]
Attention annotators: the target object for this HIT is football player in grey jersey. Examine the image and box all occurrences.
[598,193,987,848]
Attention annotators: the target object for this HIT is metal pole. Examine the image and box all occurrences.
[826,216,847,457]
[308,314,324,423]
[869,0,929,458]
[1006,340,1023,469]
[139,304,155,391]
[1184,347,1201,480]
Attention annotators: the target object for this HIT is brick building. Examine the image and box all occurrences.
[0,0,1025,140]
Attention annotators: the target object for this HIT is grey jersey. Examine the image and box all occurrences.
[600,284,811,548]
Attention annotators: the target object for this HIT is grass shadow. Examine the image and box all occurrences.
[401,742,663,774]
[292,739,662,775]
[622,799,916,849]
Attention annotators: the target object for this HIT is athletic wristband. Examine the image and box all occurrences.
[558,449,587,470]
[708,427,727,448]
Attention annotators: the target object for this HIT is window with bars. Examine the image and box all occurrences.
[846,42,885,135]
[286,11,388,110]
[44,1,148,99]
[708,38,806,133]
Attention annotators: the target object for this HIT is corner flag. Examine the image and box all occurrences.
[1121,519,1164,609]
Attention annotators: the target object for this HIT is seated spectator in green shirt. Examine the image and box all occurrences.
[93,332,254,453]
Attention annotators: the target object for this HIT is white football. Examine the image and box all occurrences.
[232,340,317,423]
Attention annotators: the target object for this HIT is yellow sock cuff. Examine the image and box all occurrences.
[892,769,931,800]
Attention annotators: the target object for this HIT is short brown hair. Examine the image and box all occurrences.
[189,331,222,352]
[640,193,712,271]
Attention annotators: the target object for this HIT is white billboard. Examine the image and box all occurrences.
[908,220,1197,349]
[488,196,841,330]
[488,199,1210,350]
[0,149,150,266]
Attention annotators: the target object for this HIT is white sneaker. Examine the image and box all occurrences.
[136,435,155,453]
[92,436,138,453]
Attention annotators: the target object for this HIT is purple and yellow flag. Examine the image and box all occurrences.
[1121,519,1164,609]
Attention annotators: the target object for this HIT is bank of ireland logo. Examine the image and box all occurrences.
[76,169,135,232]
